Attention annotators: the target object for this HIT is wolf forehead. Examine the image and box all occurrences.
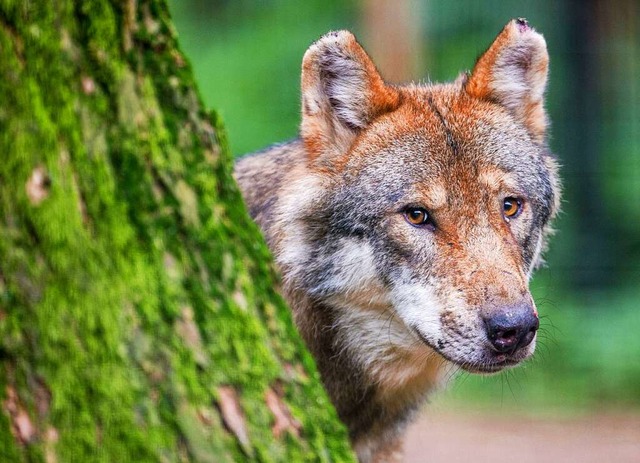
[325,88,557,218]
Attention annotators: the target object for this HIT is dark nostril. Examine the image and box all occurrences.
[485,308,539,354]
[519,317,539,348]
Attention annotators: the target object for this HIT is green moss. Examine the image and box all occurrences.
[0,0,354,461]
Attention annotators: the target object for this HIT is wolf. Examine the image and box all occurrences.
[234,19,560,462]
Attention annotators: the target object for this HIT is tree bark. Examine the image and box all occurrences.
[0,1,354,461]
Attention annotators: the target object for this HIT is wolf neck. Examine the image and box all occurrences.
[318,296,447,411]
[291,292,448,449]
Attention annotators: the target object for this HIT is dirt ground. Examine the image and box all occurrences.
[404,410,640,463]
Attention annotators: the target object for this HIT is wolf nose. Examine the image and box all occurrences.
[484,307,539,354]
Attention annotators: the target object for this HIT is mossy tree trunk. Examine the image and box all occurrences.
[0,1,354,461]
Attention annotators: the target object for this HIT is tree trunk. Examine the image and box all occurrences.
[361,0,424,83]
[0,1,354,462]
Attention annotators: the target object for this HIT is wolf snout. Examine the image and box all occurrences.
[484,305,539,354]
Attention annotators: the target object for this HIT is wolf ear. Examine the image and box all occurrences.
[465,19,549,143]
[300,31,400,164]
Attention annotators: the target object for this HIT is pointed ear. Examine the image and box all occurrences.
[465,19,549,143]
[300,31,400,164]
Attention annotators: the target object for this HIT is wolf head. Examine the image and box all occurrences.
[279,20,560,378]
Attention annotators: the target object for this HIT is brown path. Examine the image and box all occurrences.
[404,411,640,463]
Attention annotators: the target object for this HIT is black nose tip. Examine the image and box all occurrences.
[484,307,539,354]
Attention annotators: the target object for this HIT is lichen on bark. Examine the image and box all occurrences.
[0,1,355,461]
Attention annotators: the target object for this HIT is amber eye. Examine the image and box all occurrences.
[503,197,523,219]
[404,207,431,227]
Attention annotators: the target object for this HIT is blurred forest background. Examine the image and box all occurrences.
[167,0,640,413]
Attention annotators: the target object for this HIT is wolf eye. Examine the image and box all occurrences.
[404,207,432,227]
[503,197,523,219]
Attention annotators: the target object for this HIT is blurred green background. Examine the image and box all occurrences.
[167,0,640,412]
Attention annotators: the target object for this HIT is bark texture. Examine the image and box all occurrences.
[0,1,354,461]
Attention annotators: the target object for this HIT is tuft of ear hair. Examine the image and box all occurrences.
[300,31,400,165]
[465,19,550,143]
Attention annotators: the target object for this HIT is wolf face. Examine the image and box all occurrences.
[235,18,560,460]
[300,99,558,375]
[292,19,559,377]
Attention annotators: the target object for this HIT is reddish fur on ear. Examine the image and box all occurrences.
[300,31,400,166]
[466,19,549,143]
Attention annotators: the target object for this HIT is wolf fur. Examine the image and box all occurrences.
[234,19,560,462]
